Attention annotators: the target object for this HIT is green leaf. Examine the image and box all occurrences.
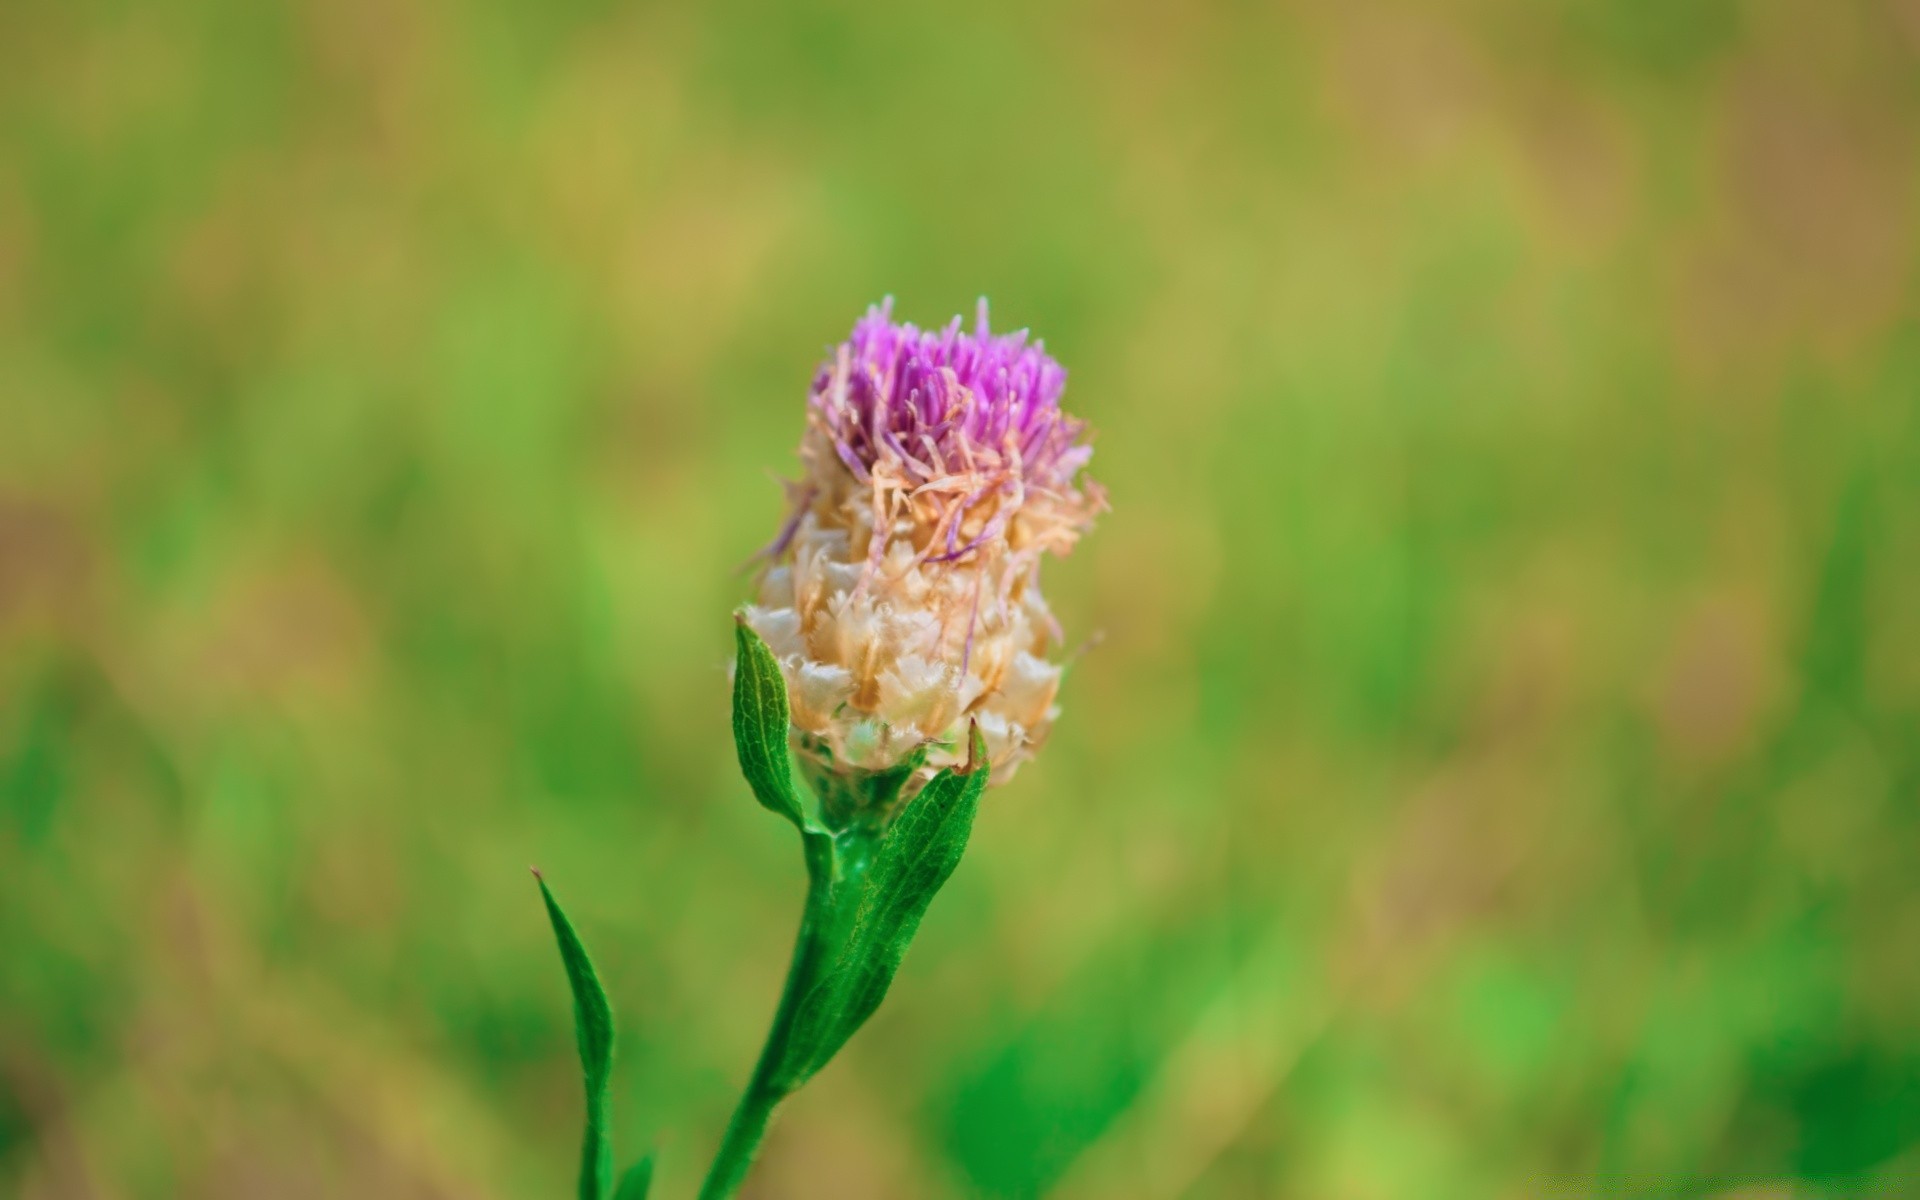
[730,612,837,905]
[732,618,808,829]
[776,723,989,1088]
[837,726,987,1022]
[536,871,616,1200]
[613,1155,655,1200]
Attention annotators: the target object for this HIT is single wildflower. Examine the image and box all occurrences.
[743,298,1104,807]
[540,299,1107,1200]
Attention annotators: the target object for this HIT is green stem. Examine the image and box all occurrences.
[697,852,837,1200]
[698,1074,783,1200]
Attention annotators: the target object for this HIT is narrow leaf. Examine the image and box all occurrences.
[783,723,988,1083]
[732,618,807,829]
[613,1155,655,1200]
[536,871,616,1200]
[857,724,988,953]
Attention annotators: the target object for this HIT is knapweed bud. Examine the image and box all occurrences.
[742,299,1104,807]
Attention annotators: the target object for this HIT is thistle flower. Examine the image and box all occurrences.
[743,299,1104,802]
[537,299,1099,1200]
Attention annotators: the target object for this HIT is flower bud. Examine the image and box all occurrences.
[742,299,1104,803]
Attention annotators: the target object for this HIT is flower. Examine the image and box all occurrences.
[742,298,1104,799]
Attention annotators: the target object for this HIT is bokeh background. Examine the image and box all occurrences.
[4,0,1919,1196]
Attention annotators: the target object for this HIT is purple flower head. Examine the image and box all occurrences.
[751,298,1106,782]
[809,299,1094,501]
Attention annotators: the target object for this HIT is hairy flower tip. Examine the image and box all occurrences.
[744,298,1104,796]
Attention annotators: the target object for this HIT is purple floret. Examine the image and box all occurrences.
[810,299,1094,495]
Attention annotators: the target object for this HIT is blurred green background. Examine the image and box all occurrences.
[3,1,1919,1196]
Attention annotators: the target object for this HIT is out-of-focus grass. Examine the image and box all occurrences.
[2,1,1918,1197]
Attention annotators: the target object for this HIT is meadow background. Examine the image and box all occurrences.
[4,1,1920,1196]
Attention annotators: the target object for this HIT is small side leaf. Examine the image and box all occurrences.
[732,618,808,829]
[613,1155,655,1200]
[854,725,987,962]
[781,723,988,1085]
[536,871,616,1200]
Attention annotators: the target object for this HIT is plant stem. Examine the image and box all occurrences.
[698,1074,784,1200]
[697,860,834,1200]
